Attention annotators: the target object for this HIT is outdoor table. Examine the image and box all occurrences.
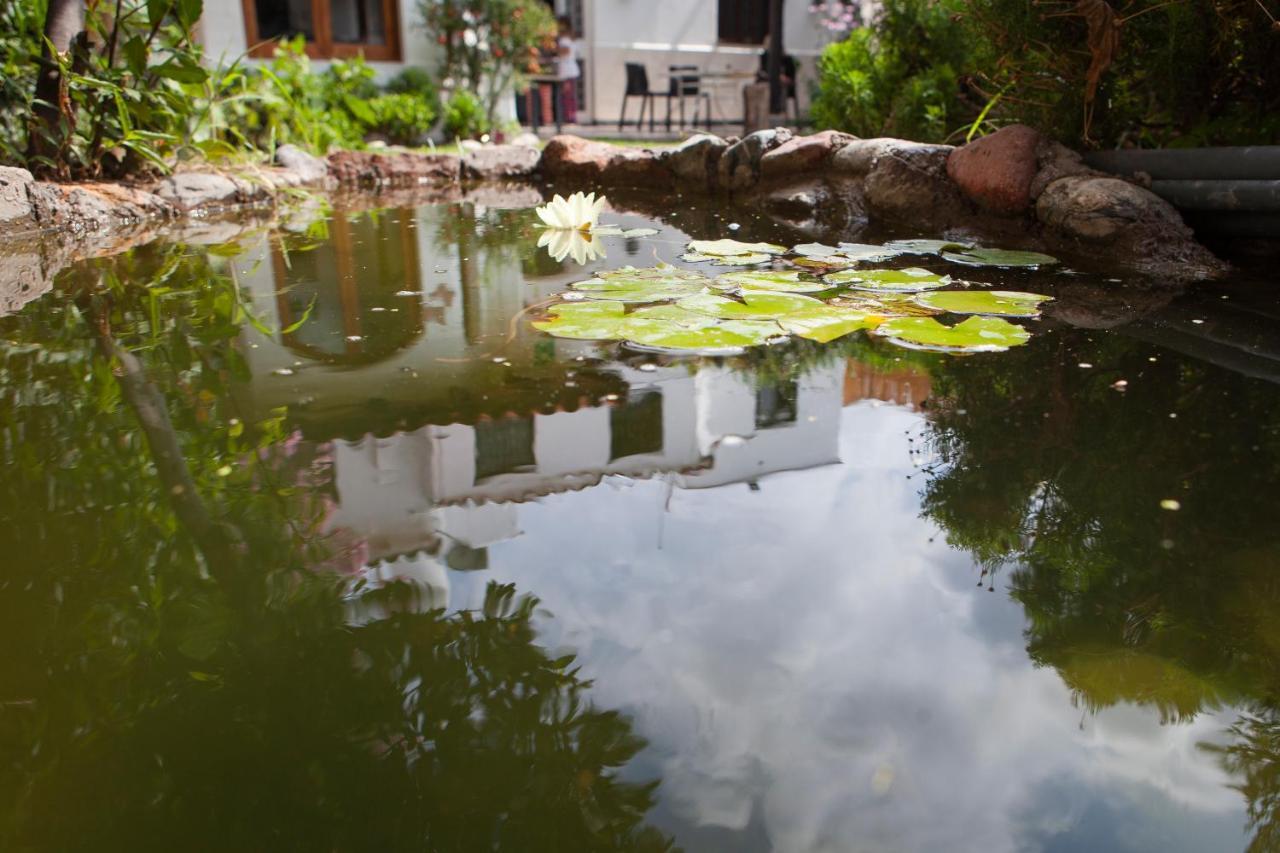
[527,73,572,134]
[686,70,756,128]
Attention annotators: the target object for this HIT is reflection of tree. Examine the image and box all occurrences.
[1205,713,1280,853]
[0,244,673,852]
[914,330,1280,843]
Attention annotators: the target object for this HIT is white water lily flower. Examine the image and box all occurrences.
[535,192,607,232]
[538,228,607,265]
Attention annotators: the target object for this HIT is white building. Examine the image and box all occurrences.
[197,0,869,127]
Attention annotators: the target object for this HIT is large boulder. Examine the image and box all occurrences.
[274,144,331,185]
[30,182,175,231]
[0,166,35,232]
[327,150,461,188]
[462,144,542,180]
[759,130,854,179]
[946,124,1042,215]
[862,142,969,224]
[538,135,673,188]
[1036,175,1226,277]
[152,172,270,213]
[830,138,908,177]
[663,134,728,191]
[717,128,793,192]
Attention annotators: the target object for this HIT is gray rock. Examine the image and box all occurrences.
[0,166,35,229]
[152,172,269,213]
[830,138,910,177]
[0,248,51,317]
[1030,141,1103,201]
[863,143,967,224]
[462,145,542,180]
[716,128,793,192]
[274,144,330,184]
[664,134,728,190]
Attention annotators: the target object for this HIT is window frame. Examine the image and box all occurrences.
[241,0,402,61]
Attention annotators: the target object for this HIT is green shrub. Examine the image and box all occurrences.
[0,0,43,165]
[810,0,971,143]
[386,66,439,101]
[442,90,487,141]
[363,93,438,146]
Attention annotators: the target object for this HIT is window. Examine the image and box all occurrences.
[718,0,769,46]
[242,0,400,60]
[755,380,798,430]
[474,417,536,481]
[610,391,664,461]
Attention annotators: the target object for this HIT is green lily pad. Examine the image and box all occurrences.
[914,290,1053,317]
[715,270,829,293]
[629,304,724,326]
[778,306,882,343]
[623,319,782,352]
[791,242,844,258]
[836,243,905,262]
[824,267,952,292]
[830,292,944,318]
[688,238,787,257]
[874,315,1032,352]
[940,247,1059,268]
[681,251,771,266]
[595,264,707,282]
[677,290,824,321]
[571,281,706,302]
[532,301,630,340]
[883,238,973,255]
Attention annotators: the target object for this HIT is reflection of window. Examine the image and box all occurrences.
[474,418,536,480]
[755,381,798,429]
[274,208,423,365]
[718,0,768,45]
[242,0,400,59]
[610,390,663,460]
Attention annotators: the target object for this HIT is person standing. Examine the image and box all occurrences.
[555,16,580,125]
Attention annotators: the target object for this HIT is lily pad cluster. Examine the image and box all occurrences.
[533,237,1060,355]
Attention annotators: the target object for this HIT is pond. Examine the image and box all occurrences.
[2,193,1279,852]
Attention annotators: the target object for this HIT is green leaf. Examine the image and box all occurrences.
[122,37,149,77]
[677,290,824,321]
[940,247,1059,268]
[153,60,209,84]
[883,238,973,255]
[835,242,904,262]
[175,0,203,28]
[874,315,1032,352]
[791,242,844,258]
[830,292,943,318]
[913,290,1053,317]
[622,319,782,352]
[532,301,631,339]
[778,306,881,343]
[715,270,829,293]
[687,238,787,257]
[824,267,952,292]
[343,93,377,125]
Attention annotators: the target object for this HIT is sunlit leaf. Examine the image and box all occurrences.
[830,292,944,318]
[824,267,952,292]
[623,319,782,352]
[836,242,905,262]
[778,306,882,343]
[687,238,787,257]
[874,315,1032,352]
[531,301,630,339]
[715,270,829,293]
[914,290,1053,317]
[677,290,824,321]
[940,247,1059,268]
[883,238,973,254]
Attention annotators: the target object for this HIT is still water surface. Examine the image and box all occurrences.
[2,196,1278,852]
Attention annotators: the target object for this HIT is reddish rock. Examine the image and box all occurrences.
[759,130,854,179]
[946,124,1042,215]
[538,135,672,188]
[326,150,460,188]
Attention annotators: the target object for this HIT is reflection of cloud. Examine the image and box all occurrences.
[537,228,607,265]
[451,402,1246,852]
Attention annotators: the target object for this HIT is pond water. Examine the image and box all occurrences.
[2,194,1279,852]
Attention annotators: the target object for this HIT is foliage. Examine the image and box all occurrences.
[386,65,440,102]
[810,0,971,143]
[442,88,487,140]
[417,0,557,127]
[0,0,44,165]
[811,0,1280,146]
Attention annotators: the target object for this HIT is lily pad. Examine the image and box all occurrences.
[688,238,787,257]
[532,301,630,340]
[590,225,625,236]
[595,264,706,282]
[874,315,1032,352]
[623,227,659,237]
[571,280,706,303]
[791,242,844,258]
[914,290,1053,317]
[624,319,782,352]
[629,304,724,326]
[715,270,830,293]
[824,267,952,292]
[677,290,824,321]
[883,238,973,255]
[941,247,1059,268]
[830,292,944,318]
[836,242,905,263]
[778,306,882,343]
[681,251,771,266]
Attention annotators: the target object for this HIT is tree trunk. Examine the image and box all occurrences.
[766,0,785,116]
[28,0,85,165]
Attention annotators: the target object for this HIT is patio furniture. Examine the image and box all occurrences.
[528,72,572,134]
[666,65,712,130]
[618,63,663,131]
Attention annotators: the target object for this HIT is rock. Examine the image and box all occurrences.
[830,138,906,177]
[327,150,461,188]
[458,139,484,152]
[274,144,330,184]
[538,135,673,188]
[152,172,271,213]
[1037,175,1227,278]
[759,130,854,179]
[462,182,544,209]
[0,247,52,317]
[663,134,728,190]
[462,144,542,180]
[863,143,968,224]
[1030,140,1101,200]
[509,132,541,148]
[946,124,1042,215]
[716,128,793,192]
[29,182,175,232]
[0,166,35,230]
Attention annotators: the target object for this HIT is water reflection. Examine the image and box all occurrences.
[2,199,1279,851]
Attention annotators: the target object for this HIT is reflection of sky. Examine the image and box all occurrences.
[449,402,1249,852]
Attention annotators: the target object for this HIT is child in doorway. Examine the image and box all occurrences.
[555,16,580,124]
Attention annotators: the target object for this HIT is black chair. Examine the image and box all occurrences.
[757,53,800,121]
[619,63,662,131]
[665,65,712,130]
